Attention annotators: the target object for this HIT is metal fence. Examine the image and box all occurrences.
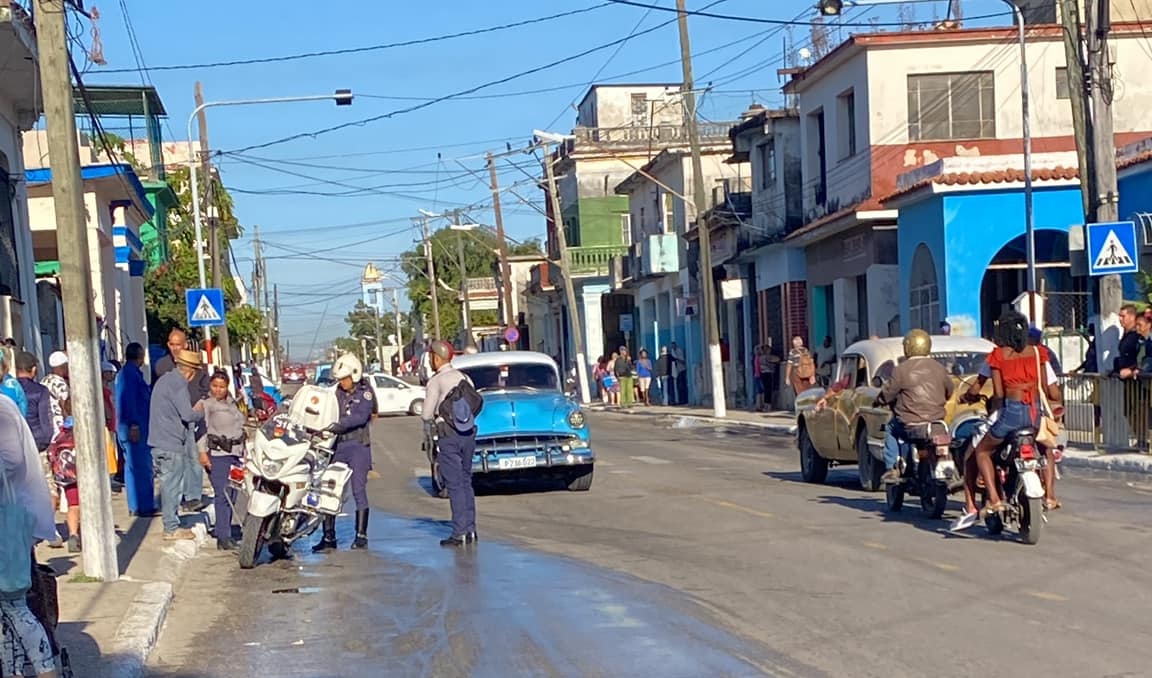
[1057,372,1152,454]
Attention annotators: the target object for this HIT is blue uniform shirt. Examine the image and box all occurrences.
[0,373,27,417]
[331,379,374,448]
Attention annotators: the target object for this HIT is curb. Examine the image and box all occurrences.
[591,406,798,435]
[1060,450,1152,475]
[103,522,210,677]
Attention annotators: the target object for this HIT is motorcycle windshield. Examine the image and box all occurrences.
[260,415,310,449]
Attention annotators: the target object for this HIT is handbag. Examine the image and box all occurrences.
[1033,348,1062,449]
[0,470,36,594]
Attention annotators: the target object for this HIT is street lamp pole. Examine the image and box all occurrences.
[186,90,353,360]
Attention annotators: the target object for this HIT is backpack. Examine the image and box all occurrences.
[48,428,77,485]
[438,377,484,435]
[795,350,816,380]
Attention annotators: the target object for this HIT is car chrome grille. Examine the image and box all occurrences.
[476,435,578,455]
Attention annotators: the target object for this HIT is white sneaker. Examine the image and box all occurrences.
[950,511,978,532]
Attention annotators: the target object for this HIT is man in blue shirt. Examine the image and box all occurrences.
[117,342,156,516]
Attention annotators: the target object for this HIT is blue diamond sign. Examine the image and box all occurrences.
[186,288,226,328]
[1086,221,1139,277]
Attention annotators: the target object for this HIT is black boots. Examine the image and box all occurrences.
[351,509,370,550]
[312,516,337,553]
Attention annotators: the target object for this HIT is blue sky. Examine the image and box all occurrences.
[76,0,1010,359]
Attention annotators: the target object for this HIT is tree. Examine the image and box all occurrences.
[400,227,542,341]
[342,300,403,362]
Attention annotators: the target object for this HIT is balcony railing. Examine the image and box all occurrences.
[464,277,499,292]
[572,122,734,149]
[569,244,630,275]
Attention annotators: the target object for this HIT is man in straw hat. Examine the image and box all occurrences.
[148,349,206,541]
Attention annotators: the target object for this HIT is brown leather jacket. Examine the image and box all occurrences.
[878,356,955,424]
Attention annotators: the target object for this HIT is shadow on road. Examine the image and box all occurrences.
[761,470,859,490]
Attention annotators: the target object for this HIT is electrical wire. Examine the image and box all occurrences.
[604,0,1010,27]
[93,4,614,73]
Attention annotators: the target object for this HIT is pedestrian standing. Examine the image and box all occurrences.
[785,336,817,403]
[635,349,653,406]
[0,348,27,417]
[46,419,79,553]
[592,356,610,405]
[760,341,781,411]
[0,395,59,678]
[655,347,672,406]
[41,352,69,432]
[199,371,246,551]
[14,353,60,549]
[313,354,375,552]
[116,343,156,517]
[670,342,686,405]
[100,361,120,485]
[154,328,210,513]
[421,340,481,547]
[614,347,635,407]
[147,349,205,541]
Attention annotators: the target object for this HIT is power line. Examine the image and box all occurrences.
[604,0,1010,27]
[222,11,701,155]
[91,4,614,73]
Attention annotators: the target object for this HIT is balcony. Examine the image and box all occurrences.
[569,244,629,276]
[0,1,39,124]
[461,277,500,312]
[571,121,734,153]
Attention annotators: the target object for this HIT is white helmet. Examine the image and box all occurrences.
[331,353,362,382]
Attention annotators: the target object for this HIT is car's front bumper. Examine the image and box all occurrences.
[470,435,593,475]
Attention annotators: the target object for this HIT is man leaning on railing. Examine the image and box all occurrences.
[1114,305,1148,448]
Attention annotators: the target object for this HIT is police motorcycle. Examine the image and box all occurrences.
[951,399,1047,545]
[235,384,353,568]
[882,416,958,520]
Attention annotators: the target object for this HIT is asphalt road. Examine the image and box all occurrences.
[146,412,1152,678]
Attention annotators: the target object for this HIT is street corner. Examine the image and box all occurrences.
[1060,446,1152,475]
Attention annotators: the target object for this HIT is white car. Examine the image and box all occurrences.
[367,373,426,416]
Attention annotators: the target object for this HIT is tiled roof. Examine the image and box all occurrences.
[1118,148,1152,171]
[784,197,884,241]
[881,166,1081,203]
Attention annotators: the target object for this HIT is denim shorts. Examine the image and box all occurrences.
[987,399,1038,440]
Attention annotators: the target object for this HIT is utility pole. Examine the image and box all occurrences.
[252,224,267,373]
[1087,0,1122,371]
[676,0,726,418]
[273,284,281,378]
[421,215,442,339]
[394,288,404,367]
[264,258,274,378]
[487,153,516,333]
[543,149,591,404]
[195,82,231,366]
[1059,0,1093,218]
[453,210,473,346]
[34,0,117,581]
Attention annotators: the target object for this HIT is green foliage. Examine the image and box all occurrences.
[400,227,542,340]
[227,305,265,347]
[343,301,407,362]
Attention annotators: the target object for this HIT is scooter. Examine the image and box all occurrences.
[884,420,959,519]
[235,385,353,569]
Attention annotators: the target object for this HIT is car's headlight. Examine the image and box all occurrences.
[567,410,586,429]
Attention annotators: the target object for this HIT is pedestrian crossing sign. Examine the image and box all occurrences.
[186,288,226,328]
[1086,221,1139,277]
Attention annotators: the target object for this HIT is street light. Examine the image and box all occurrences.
[186,90,354,360]
[813,0,1036,316]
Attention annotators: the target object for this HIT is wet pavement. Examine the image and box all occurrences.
[147,413,1152,678]
[146,513,801,678]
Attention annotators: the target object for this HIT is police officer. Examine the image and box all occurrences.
[421,340,478,547]
[313,353,375,552]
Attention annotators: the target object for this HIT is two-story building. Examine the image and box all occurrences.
[783,18,1152,343]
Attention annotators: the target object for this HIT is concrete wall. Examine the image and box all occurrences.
[897,194,947,334]
[577,85,684,129]
[0,100,40,355]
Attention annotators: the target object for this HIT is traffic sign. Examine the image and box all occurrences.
[620,313,634,333]
[186,288,226,328]
[1086,221,1139,276]
[503,326,520,344]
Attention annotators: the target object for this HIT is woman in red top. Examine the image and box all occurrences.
[969,311,1062,515]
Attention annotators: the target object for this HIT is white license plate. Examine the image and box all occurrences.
[1015,458,1039,472]
[933,460,956,480]
[498,456,538,470]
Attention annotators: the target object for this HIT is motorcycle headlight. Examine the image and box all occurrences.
[261,459,284,477]
[567,410,586,429]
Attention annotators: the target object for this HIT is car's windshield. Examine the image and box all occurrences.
[459,363,560,392]
[875,351,989,382]
[316,365,333,385]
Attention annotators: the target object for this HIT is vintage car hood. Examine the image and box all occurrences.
[476,390,581,437]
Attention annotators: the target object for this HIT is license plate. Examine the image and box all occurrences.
[1015,458,1039,472]
[933,460,956,480]
[498,456,538,470]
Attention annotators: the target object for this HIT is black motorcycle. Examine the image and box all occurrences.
[884,420,959,519]
[952,417,1047,544]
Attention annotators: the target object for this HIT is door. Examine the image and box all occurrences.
[830,355,868,461]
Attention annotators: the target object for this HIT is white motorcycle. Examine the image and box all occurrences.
[235,385,353,569]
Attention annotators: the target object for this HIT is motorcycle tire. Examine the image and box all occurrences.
[1019,495,1043,545]
[239,513,273,569]
[921,483,949,520]
[984,512,1005,536]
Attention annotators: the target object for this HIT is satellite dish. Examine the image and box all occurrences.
[798,47,812,62]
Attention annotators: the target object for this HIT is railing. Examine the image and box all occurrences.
[465,277,498,292]
[569,244,630,275]
[573,122,734,148]
[1056,372,1152,454]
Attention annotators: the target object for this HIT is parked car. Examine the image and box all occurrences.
[794,335,994,491]
[281,363,307,384]
[314,362,334,386]
[426,351,593,494]
[367,372,426,416]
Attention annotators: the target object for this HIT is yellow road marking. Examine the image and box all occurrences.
[913,558,959,572]
[696,497,776,520]
[862,541,888,550]
[1028,591,1068,602]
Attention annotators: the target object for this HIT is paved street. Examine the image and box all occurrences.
[147,413,1152,678]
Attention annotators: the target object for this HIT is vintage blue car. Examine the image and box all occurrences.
[425,351,593,494]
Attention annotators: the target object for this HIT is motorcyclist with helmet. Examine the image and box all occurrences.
[313,353,376,552]
[875,329,955,485]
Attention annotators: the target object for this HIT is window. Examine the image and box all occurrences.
[631,93,648,124]
[907,71,995,141]
[663,192,675,233]
[1055,66,1070,100]
[838,90,857,159]
[620,213,632,245]
[374,375,399,389]
[908,244,940,332]
[809,110,827,204]
[835,355,868,389]
[758,142,777,190]
[460,363,560,392]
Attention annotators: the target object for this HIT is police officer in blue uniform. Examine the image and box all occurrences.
[313,353,375,552]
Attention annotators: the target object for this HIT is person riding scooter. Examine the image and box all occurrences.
[875,329,955,485]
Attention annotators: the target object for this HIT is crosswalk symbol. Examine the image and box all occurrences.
[191,294,222,323]
[1092,229,1135,270]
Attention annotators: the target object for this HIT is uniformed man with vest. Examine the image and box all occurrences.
[422,340,479,547]
[313,353,375,552]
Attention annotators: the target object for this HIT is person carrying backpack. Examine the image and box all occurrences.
[785,336,817,399]
[421,340,483,547]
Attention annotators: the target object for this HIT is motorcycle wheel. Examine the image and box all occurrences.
[239,513,273,569]
[919,465,949,520]
[1019,495,1043,545]
[885,482,905,512]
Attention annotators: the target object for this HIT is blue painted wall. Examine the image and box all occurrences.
[897,185,1084,336]
[1118,167,1152,300]
[897,195,947,333]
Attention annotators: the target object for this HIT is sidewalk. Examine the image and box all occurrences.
[589,404,1152,474]
[33,482,211,678]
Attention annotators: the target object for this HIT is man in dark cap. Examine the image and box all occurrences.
[421,340,479,547]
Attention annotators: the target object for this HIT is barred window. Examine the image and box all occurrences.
[907,72,996,141]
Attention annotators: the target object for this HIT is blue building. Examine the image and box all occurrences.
[1117,138,1152,301]
[885,155,1087,338]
